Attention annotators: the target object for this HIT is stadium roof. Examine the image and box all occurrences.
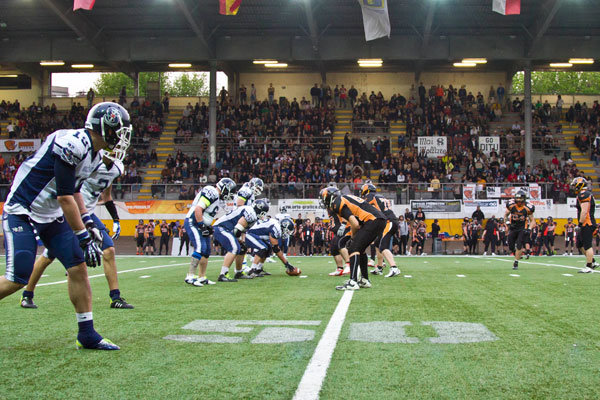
[1,0,600,75]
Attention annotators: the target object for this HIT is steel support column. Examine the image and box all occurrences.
[524,65,532,167]
[209,60,217,169]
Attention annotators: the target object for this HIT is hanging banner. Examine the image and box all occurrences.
[0,139,41,152]
[463,183,476,201]
[417,136,447,159]
[478,136,500,155]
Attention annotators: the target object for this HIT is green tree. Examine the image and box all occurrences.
[511,71,600,94]
[164,73,208,96]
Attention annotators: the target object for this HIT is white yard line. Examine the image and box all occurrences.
[293,290,354,400]
[482,257,600,273]
[37,260,222,287]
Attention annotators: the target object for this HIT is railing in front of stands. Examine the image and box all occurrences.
[0,182,564,203]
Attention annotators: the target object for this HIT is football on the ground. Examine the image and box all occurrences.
[286,267,301,276]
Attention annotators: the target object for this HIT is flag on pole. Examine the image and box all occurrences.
[492,0,520,15]
[73,0,95,11]
[219,0,242,15]
[357,0,391,41]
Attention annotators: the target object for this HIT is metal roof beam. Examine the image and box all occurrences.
[302,0,326,82]
[420,2,436,57]
[174,0,214,58]
[527,0,564,57]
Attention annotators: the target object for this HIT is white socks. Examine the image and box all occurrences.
[76,312,93,323]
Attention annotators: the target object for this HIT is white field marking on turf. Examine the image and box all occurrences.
[404,275,412,278]
[140,275,151,279]
[300,276,308,278]
[41,274,49,278]
[563,273,574,277]
[35,261,222,287]
[484,257,600,273]
[293,290,354,400]
[456,274,466,278]
[510,274,520,277]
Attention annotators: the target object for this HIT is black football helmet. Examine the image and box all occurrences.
[360,183,377,197]
[85,102,132,154]
[253,199,270,219]
[319,186,340,209]
[515,190,527,204]
[216,178,236,201]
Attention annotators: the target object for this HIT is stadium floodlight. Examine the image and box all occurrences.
[453,62,477,67]
[0,74,18,77]
[39,60,65,66]
[264,63,288,68]
[358,58,383,68]
[169,63,192,68]
[253,60,278,64]
[549,62,573,68]
[462,58,487,64]
[569,58,594,64]
[71,64,94,68]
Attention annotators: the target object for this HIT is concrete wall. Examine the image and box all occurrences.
[239,71,508,102]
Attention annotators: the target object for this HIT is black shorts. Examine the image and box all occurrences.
[136,236,145,247]
[546,234,555,246]
[508,229,526,251]
[565,233,574,243]
[379,220,398,252]
[146,237,155,247]
[348,219,386,254]
[339,235,351,250]
[579,225,594,250]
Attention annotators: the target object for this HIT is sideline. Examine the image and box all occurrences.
[480,256,599,273]
[293,290,354,400]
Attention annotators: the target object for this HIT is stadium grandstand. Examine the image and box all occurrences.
[2,0,600,398]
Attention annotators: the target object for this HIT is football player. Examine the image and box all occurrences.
[462,217,470,254]
[360,183,401,278]
[564,217,576,255]
[482,216,499,256]
[213,199,268,281]
[158,220,171,255]
[320,187,386,291]
[144,220,156,255]
[571,177,600,273]
[504,190,536,270]
[0,101,130,350]
[135,219,145,255]
[245,214,298,276]
[497,217,508,255]
[328,207,350,276]
[235,178,265,267]
[184,178,236,287]
[544,216,556,256]
[21,149,134,309]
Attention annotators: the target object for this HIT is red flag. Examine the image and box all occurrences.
[73,0,96,11]
[219,0,242,15]
[492,0,520,15]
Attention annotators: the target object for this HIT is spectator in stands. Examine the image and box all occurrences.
[162,92,170,113]
[340,85,348,108]
[250,83,257,102]
[268,83,275,104]
[219,86,228,103]
[310,84,320,107]
[472,206,484,222]
[348,85,358,108]
[86,88,94,109]
[119,86,126,106]
[239,85,247,105]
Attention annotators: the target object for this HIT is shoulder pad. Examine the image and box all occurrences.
[110,160,125,177]
[53,130,90,166]
[578,191,592,202]
[201,186,219,202]
[242,206,257,223]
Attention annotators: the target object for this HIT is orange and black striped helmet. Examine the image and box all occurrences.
[570,177,587,194]
[360,183,377,197]
[319,186,340,209]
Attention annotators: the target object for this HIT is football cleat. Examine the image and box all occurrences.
[367,259,375,267]
[335,279,360,291]
[342,266,350,275]
[329,268,344,276]
[385,267,401,278]
[265,256,276,263]
[259,268,272,276]
[579,267,593,274]
[218,274,238,282]
[110,298,134,309]
[483,252,487,256]
[198,278,216,285]
[20,296,38,309]
[76,338,120,351]
[358,278,372,288]
[491,253,496,256]
[185,276,199,285]
[234,271,253,279]
[371,267,383,275]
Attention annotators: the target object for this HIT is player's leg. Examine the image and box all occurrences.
[512,230,525,270]
[213,227,240,282]
[21,249,55,308]
[578,226,598,273]
[185,219,202,283]
[380,222,400,277]
[0,214,37,300]
[40,218,118,350]
[244,234,268,277]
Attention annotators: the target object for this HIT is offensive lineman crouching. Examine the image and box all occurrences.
[320,186,386,291]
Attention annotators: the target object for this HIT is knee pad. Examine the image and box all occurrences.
[257,248,270,259]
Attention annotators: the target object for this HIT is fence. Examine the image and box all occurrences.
[0,182,563,204]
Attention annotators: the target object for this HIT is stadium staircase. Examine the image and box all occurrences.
[561,124,600,197]
[137,109,179,200]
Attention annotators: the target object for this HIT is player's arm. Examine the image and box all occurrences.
[346,215,361,237]
[55,158,85,232]
[233,217,249,237]
[270,235,288,264]
[527,214,536,230]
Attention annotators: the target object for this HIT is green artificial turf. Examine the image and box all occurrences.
[1,255,599,399]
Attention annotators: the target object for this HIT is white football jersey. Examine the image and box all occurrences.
[186,185,221,225]
[82,158,124,211]
[248,218,282,241]
[235,183,255,206]
[214,205,258,231]
[5,129,103,223]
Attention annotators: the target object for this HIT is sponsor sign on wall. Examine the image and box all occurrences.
[410,200,461,213]
[278,199,328,219]
[417,136,447,159]
[463,200,500,215]
[0,139,41,152]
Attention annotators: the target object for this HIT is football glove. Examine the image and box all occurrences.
[284,262,294,271]
[201,225,213,237]
[77,230,103,268]
[112,221,121,240]
[82,213,103,245]
[337,224,347,237]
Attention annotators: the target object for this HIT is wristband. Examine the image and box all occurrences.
[76,229,89,241]
[81,213,92,225]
